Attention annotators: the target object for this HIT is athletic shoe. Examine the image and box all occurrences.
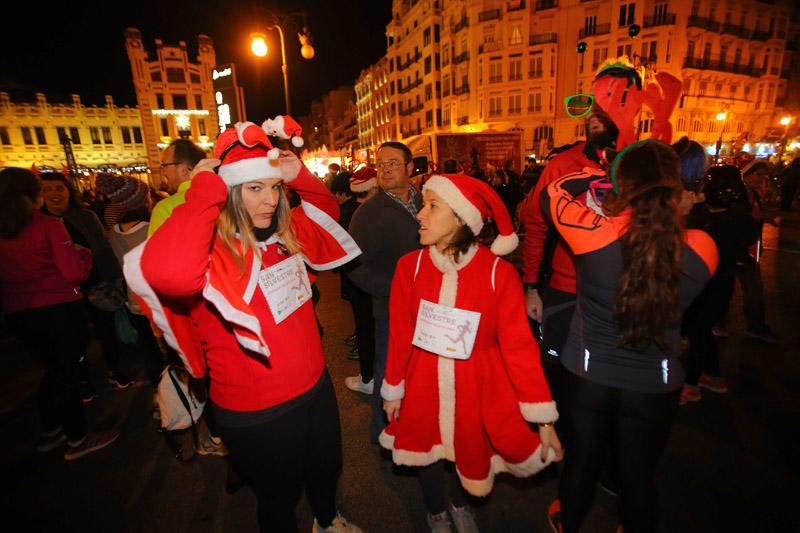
[80,383,99,403]
[195,433,229,457]
[711,325,729,337]
[63,430,119,461]
[344,334,357,347]
[426,511,453,533]
[108,373,133,389]
[344,376,374,395]
[312,514,364,533]
[449,503,479,533]
[37,430,67,453]
[698,374,728,393]
[679,385,702,405]
[547,499,562,533]
[347,347,360,361]
[744,328,779,344]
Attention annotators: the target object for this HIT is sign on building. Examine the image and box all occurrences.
[212,63,246,133]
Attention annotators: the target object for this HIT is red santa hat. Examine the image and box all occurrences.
[350,167,377,192]
[423,174,519,256]
[213,121,285,187]
[262,115,304,157]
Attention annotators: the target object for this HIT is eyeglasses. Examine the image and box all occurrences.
[159,161,182,170]
[376,160,404,170]
[564,93,595,119]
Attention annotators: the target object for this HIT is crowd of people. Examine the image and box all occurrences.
[0,57,796,533]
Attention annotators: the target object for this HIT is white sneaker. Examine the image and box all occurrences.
[449,504,479,533]
[427,511,453,533]
[344,376,374,395]
[312,514,363,533]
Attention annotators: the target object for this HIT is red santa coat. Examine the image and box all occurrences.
[380,244,558,496]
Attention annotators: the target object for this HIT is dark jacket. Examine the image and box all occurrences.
[347,189,421,320]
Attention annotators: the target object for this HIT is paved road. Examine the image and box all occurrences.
[1,207,798,532]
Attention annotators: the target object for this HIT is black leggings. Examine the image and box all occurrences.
[418,460,468,515]
[215,371,342,533]
[558,370,678,533]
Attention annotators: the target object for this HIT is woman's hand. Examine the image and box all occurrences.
[384,399,402,422]
[191,158,221,179]
[276,150,302,182]
[539,424,564,462]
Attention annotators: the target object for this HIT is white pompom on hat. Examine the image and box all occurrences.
[423,174,519,256]
[213,122,284,187]
[262,115,304,160]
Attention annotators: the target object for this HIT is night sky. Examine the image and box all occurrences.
[0,0,391,120]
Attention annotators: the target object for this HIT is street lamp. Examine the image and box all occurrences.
[714,111,728,164]
[250,25,315,115]
[779,116,793,160]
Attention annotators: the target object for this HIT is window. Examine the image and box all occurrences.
[443,74,451,96]
[0,126,9,145]
[425,83,433,101]
[424,27,431,46]
[616,44,632,59]
[160,118,170,136]
[443,44,450,66]
[56,127,67,142]
[166,68,185,83]
[528,92,543,112]
[194,95,203,109]
[426,110,433,128]
[509,25,522,45]
[151,70,162,82]
[687,41,696,59]
[34,127,46,145]
[172,94,188,109]
[529,54,543,78]
[156,94,165,109]
[619,3,636,27]
[489,61,502,83]
[199,119,206,136]
[90,127,101,145]
[21,127,33,145]
[70,127,81,144]
[585,16,597,36]
[488,95,502,117]
[509,58,522,81]
[425,56,432,74]
[190,73,201,83]
[703,43,712,63]
[508,94,522,114]
[132,127,142,144]
[121,126,131,144]
[434,24,440,43]
[691,119,702,133]
[734,48,742,66]
[102,127,112,144]
[638,118,653,134]
[677,117,687,131]
[699,81,708,96]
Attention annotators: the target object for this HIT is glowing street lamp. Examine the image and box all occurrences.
[250,25,315,115]
[250,33,268,57]
[716,111,728,122]
[779,116,793,159]
[714,111,729,163]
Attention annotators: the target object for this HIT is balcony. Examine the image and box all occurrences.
[479,42,503,53]
[478,9,501,22]
[454,17,469,33]
[751,29,772,41]
[454,84,470,95]
[453,51,469,64]
[688,16,720,32]
[535,0,557,10]
[721,23,750,38]
[643,13,676,28]
[682,57,764,77]
[530,32,558,45]
[399,103,424,116]
[579,23,610,39]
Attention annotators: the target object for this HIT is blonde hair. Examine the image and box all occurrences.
[216,183,302,274]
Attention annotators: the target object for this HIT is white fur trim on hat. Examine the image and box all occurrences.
[350,177,377,192]
[218,156,282,187]
[490,232,519,256]
[423,175,483,235]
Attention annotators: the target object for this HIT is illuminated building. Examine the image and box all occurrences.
[0,92,146,169]
[124,28,219,173]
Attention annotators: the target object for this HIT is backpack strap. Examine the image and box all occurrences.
[168,366,199,448]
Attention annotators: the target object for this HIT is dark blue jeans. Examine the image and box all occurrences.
[370,318,389,444]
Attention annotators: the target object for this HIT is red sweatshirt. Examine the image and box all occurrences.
[0,211,92,316]
[521,143,602,293]
[137,166,358,411]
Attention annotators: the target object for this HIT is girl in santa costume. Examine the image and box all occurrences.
[124,119,363,533]
[380,173,563,532]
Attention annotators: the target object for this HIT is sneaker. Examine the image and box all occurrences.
[80,383,99,403]
[312,514,364,533]
[37,430,67,453]
[679,384,702,406]
[344,333,357,347]
[344,376,374,395]
[426,511,453,533]
[63,430,119,461]
[449,503,479,533]
[347,347,360,361]
[108,373,133,389]
[744,328,779,344]
[195,433,229,457]
[711,325,729,337]
[698,374,728,393]
[547,499,562,533]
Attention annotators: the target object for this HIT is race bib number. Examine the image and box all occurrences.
[259,255,312,324]
[412,299,481,360]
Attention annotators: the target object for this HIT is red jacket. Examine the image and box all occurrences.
[126,166,360,411]
[0,211,92,316]
[521,143,602,293]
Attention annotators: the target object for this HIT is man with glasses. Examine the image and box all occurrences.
[347,141,421,444]
[148,139,206,236]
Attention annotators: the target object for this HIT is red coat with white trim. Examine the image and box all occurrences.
[124,165,360,411]
[379,244,558,497]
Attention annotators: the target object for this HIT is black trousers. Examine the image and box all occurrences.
[215,371,343,533]
[349,283,375,382]
[558,370,678,533]
[84,297,121,375]
[7,300,89,441]
[418,460,468,515]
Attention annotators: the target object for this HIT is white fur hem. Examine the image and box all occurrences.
[378,432,453,464]
[519,401,559,424]
[424,175,483,235]
[350,178,377,192]
[457,446,555,497]
[381,380,405,401]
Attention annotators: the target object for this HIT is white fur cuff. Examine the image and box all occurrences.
[381,380,405,401]
[519,401,558,423]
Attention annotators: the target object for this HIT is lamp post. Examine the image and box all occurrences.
[714,111,728,164]
[779,116,793,161]
[250,25,314,116]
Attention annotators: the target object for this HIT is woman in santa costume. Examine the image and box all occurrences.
[380,173,563,532]
[123,119,363,533]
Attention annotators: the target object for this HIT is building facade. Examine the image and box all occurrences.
[358,0,797,161]
[0,92,146,170]
[124,28,219,172]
